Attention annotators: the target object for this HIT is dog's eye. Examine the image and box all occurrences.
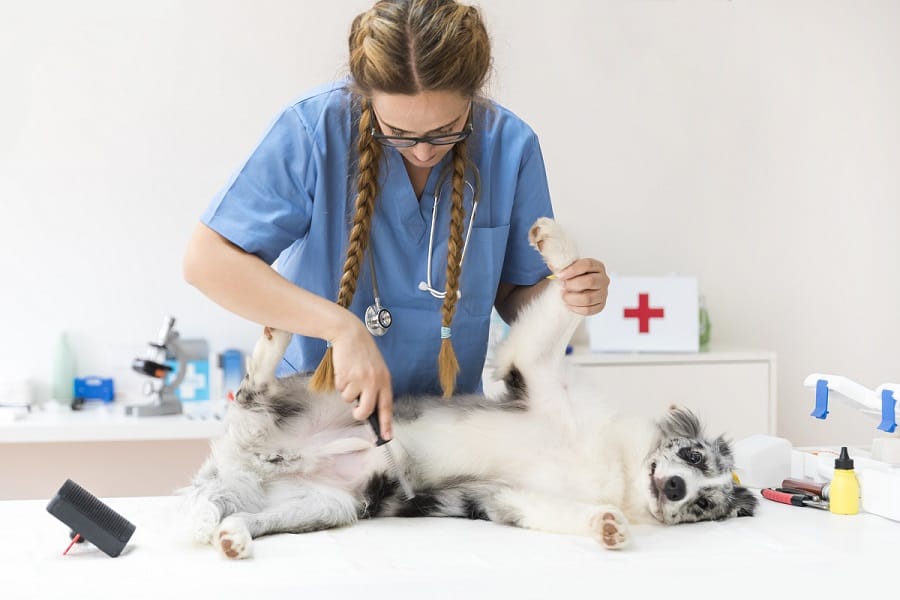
[696,498,710,510]
[677,448,703,465]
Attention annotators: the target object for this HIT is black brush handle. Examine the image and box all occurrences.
[46,479,136,558]
[367,411,387,446]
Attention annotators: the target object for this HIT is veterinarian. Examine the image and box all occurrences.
[183,0,609,439]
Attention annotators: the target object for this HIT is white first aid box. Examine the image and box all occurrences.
[587,275,699,352]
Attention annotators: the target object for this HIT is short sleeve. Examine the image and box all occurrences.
[201,106,316,265]
[500,133,555,285]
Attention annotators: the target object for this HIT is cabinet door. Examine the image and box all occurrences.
[567,362,772,440]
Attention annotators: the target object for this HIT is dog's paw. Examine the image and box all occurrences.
[590,508,631,550]
[247,327,293,385]
[216,516,253,560]
[528,218,578,272]
[187,499,222,545]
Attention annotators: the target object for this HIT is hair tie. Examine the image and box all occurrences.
[440,327,452,339]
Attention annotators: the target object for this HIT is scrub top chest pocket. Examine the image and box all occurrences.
[458,223,509,317]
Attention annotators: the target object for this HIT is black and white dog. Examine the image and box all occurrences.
[181,218,757,559]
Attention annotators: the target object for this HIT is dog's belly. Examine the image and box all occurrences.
[397,404,639,505]
[279,448,378,491]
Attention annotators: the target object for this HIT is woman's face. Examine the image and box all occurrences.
[370,90,471,169]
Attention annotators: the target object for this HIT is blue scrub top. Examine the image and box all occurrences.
[201,81,553,396]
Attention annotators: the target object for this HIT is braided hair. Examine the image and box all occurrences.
[309,0,490,397]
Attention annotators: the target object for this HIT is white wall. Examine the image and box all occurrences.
[1,0,897,447]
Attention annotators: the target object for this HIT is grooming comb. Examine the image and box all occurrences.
[367,411,416,500]
[46,479,136,557]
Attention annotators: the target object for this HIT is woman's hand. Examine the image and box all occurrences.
[329,316,394,440]
[556,258,610,316]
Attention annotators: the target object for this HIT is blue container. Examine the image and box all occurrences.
[219,349,245,401]
[74,377,115,403]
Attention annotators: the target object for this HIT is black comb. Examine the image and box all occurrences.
[46,479,136,557]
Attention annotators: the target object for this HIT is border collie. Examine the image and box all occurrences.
[181,218,756,559]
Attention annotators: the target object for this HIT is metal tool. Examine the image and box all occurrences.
[367,410,415,500]
[761,487,829,510]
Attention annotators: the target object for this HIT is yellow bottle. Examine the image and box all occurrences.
[829,447,860,515]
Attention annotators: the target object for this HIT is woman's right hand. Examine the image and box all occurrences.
[329,316,393,440]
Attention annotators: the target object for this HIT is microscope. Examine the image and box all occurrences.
[126,316,185,417]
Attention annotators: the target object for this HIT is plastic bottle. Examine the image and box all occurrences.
[51,332,77,405]
[829,446,860,515]
[698,295,711,347]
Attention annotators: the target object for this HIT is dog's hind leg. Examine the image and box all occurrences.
[245,326,293,386]
[214,483,360,559]
[178,458,267,545]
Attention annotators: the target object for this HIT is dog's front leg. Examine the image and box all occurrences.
[493,218,583,382]
[488,488,631,550]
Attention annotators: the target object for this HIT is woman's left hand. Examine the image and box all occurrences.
[556,258,610,316]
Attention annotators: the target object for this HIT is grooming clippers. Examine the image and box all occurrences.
[46,479,136,557]
[367,411,415,500]
[760,487,829,510]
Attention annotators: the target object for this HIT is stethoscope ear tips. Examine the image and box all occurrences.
[418,281,428,291]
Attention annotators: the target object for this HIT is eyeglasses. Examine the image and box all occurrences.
[372,121,473,148]
[370,102,474,148]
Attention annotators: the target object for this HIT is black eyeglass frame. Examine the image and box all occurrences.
[371,112,474,148]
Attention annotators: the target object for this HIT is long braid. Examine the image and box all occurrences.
[437,140,468,397]
[308,99,382,392]
[338,0,490,396]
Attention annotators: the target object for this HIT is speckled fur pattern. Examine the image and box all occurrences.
[179,218,756,559]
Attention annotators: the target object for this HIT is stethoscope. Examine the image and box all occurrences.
[364,163,481,336]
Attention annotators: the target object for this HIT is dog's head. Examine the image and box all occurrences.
[642,406,757,524]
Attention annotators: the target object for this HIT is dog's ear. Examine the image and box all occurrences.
[659,405,703,439]
[729,485,759,518]
[712,434,736,470]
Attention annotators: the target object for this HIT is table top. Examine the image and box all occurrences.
[0,402,224,443]
[4,492,896,599]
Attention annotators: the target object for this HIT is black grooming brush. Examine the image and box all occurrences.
[46,479,136,557]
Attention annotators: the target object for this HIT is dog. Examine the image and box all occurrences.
[180,218,757,559]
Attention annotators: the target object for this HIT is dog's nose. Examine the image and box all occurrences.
[663,476,686,502]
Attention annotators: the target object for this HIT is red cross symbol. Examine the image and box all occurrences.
[624,293,665,333]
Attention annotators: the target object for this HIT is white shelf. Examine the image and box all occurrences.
[566,346,777,366]
[563,345,777,438]
[0,403,224,444]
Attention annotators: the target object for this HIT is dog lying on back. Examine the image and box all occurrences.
[181,218,757,559]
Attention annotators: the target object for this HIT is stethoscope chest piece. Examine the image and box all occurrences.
[365,302,392,336]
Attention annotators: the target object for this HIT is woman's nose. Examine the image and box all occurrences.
[411,143,433,161]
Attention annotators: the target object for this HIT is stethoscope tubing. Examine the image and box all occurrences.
[420,165,481,299]
[364,162,481,336]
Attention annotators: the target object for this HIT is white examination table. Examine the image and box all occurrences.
[3,493,896,599]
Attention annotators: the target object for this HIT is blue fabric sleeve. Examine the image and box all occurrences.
[500,133,554,285]
[201,106,316,265]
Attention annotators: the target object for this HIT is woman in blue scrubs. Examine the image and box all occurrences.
[183,0,609,439]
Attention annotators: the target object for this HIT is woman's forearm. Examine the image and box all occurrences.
[183,223,352,342]
[494,278,551,325]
